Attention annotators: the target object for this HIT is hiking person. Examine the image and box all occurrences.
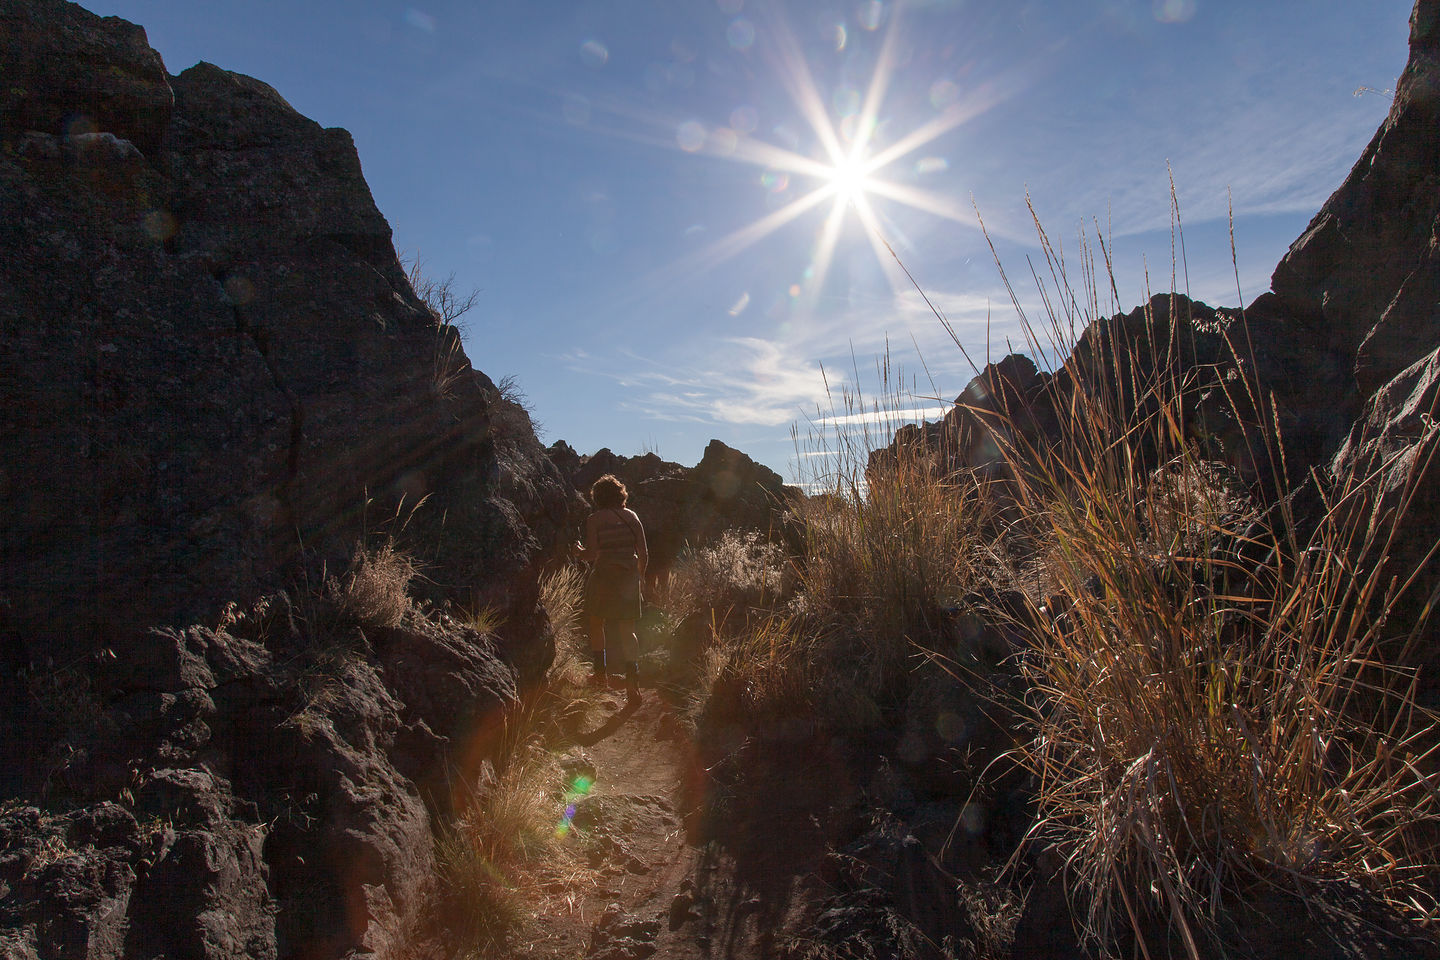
[574,474,648,702]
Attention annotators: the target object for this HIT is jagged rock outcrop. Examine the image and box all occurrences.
[877,1,1440,647]
[1264,0,1440,669]
[0,0,571,665]
[549,439,802,577]
[0,1,572,957]
[868,295,1268,488]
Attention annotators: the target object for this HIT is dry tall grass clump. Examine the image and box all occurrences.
[435,745,578,957]
[540,562,589,684]
[430,562,598,954]
[795,453,994,644]
[329,540,417,629]
[667,529,790,623]
[967,217,1440,955]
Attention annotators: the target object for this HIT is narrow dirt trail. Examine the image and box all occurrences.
[513,682,824,960]
[514,683,709,960]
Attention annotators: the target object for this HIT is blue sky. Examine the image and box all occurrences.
[89,0,1411,482]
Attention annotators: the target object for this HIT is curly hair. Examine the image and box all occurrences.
[590,474,628,509]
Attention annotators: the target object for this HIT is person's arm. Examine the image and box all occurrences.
[627,509,648,578]
[574,513,599,562]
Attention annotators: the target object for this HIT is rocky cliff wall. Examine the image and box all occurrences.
[0,0,575,667]
[0,2,577,957]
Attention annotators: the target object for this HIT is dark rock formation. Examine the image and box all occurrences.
[1269,0,1440,399]
[0,0,572,667]
[1265,0,1440,671]
[0,1,572,957]
[854,2,1440,954]
[551,438,802,578]
[868,295,1270,489]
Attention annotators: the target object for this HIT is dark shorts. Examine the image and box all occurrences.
[583,560,642,621]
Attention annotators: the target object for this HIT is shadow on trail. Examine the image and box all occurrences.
[686,719,861,959]
[570,694,640,747]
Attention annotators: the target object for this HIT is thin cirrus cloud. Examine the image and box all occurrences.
[568,281,1021,437]
[1010,72,1389,242]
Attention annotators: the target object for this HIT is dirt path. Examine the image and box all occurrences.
[512,682,825,960]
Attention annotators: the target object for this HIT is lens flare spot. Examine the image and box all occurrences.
[65,115,98,138]
[914,156,948,175]
[562,94,591,126]
[834,22,848,51]
[856,0,884,31]
[1152,0,1196,22]
[670,62,696,89]
[580,39,609,66]
[587,225,617,254]
[929,78,960,110]
[961,802,986,836]
[677,120,707,152]
[838,114,875,143]
[727,18,757,50]
[935,710,968,743]
[709,126,739,156]
[760,170,789,193]
[832,86,861,118]
[730,104,759,134]
[788,284,802,298]
[644,63,672,92]
[729,291,751,316]
[223,275,256,306]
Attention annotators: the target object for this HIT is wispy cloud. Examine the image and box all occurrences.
[814,404,953,428]
[1001,68,1390,243]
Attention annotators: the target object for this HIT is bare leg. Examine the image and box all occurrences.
[614,619,639,701]
[586,616,607,684]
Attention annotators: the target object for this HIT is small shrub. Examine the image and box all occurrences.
[668,529,790,623]
[436,745,574,956]
[965,216,1440,956]
[329,541,416,629]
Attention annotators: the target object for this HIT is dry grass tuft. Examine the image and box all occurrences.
[794,451,995,647]
[964,215,1440,956]
[667,529,791,624]
[430,562,601,954]
[329,541,416,629]
[435,744,582,957]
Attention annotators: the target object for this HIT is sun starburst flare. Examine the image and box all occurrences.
[652,4,1014,306]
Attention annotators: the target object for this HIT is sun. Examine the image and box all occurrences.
[827,154,875,207]
[653,5,1007,305]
